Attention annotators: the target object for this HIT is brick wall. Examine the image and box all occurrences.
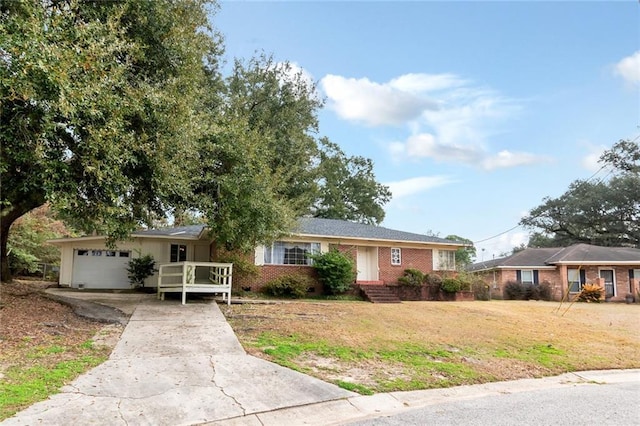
[476,265,638,302]
[379,247,434,284]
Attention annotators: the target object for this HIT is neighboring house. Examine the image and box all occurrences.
[50,218,465,292]
[468,244,640,302]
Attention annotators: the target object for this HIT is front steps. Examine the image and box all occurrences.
[359,285,401,304]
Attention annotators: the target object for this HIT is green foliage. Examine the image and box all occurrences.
[126,253,156,289]
[7,205,74,275]
[440,277,464,293]
[313,138,391,225]
[576,284,605,303]
[0,0,219,280]
[262,274,313,299]
[311,249,356,295]
[216,252,259,286]
[397,269,426,287]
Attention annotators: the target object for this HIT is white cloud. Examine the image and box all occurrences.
[581,144,607,172]
[614,51,640,85]
[481,150,547,171]
[320,74,437,126]
[395,133,548,170]
[385,175,454,200]
[388,73,466,93]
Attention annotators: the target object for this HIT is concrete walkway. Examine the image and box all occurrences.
[2,295,355,425]
[3,291,639,425]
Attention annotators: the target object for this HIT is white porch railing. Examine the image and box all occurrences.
[157,261,233,305]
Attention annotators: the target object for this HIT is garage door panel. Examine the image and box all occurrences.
[72,249,131,289]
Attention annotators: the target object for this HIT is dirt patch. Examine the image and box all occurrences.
[0,280,122,375]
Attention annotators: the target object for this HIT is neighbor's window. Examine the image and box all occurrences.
[391,248,401,265]
[568,269,582,293]
[520,270,534,285]
[438,250,456,271]
[170,244,187,262]
[264,242,321,266]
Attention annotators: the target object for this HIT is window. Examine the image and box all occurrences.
[119,251,130,258]
[77,250,89,256]
[391,248,401,265]
[264,242,320,265]
[520,270,534,284]
[91,250,102,256]
[438,250,456,271]
[517,269,538,285]
[170,244,187,262]
[568,269,584,293]
[105,251,116,257]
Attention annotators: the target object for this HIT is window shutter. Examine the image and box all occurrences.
[254,246,265,266]
[516,270,522,283]
[533,270,539,285]
[580,269,586,284]
[630,269,635,280]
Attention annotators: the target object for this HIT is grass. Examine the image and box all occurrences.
[0,341,109,420]
[222,300,640,394]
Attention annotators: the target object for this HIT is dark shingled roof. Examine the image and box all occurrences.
[126,218,463,246]
[468,244,640,271]
[545,244,640,263]
[467,248,559,271]
[133,225,207,239]
[293,217,463,246]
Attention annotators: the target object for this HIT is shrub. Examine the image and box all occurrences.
[537,281,553,301]
[441,277,463,293]
[262,274,313,299]
[216,252,259,293]
[577,284,604,303]
[311,249,355,295]
[397,269,425,287]
[503,281,525,300]
[504,281,554,301]
[127,253,156,289]
[472,279,490,301]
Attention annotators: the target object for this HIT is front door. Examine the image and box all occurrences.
[356,246,378,281]
[600,269,615,298]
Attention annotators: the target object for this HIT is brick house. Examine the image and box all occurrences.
[468,244,640,302]
[51,218,465,292]
[225,217,464,294]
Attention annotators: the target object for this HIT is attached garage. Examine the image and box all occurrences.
[50,225,212,290]
[72,249,131,289]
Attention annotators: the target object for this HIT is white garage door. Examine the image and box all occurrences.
[72,249,131,289]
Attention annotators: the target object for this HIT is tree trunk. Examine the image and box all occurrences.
[1,201,45,282]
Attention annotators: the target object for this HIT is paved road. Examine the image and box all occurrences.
[346,380,640,426]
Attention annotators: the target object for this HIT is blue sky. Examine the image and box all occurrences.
[214,1,639,261]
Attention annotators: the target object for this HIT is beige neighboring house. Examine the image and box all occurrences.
[49,218,465,292]
[468,244,640,302]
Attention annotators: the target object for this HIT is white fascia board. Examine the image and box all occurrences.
[551,261,640,266]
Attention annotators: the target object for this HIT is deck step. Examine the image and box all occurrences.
[359,285,401,304]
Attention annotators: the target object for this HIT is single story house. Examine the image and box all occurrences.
[468,244,640,302]
[50,217,465,292]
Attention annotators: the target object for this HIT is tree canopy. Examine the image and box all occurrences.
[520,139,640,248]
[0,0,391,280]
